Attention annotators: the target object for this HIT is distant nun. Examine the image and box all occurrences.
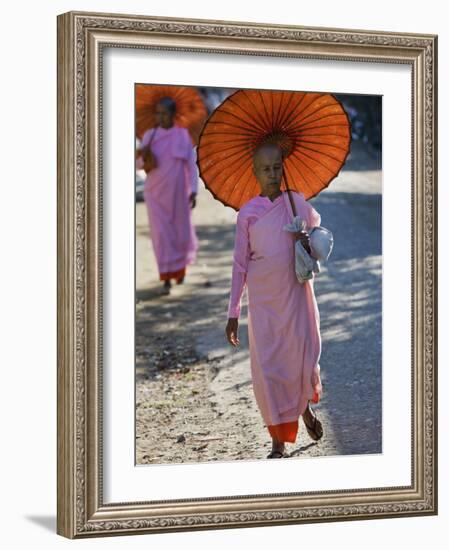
[136,96,199,294]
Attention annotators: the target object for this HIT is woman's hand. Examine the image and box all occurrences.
[226,318,240,347]
[294,230,311,254]
[189,192,197,209]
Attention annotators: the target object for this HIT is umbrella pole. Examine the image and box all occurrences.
[283,171,297,218]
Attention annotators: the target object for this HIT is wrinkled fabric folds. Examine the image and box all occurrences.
[228,191,323,441]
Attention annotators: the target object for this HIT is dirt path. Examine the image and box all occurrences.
[136,148,382,464]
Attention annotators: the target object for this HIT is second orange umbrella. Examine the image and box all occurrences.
[136,84,208,145]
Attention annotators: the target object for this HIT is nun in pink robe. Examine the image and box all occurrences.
[227,189,323,445]
[137,123,199,284]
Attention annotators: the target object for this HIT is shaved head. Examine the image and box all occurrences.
[252,142,283,168]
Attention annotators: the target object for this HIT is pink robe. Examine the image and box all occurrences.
[228,191,322,442]
[138,125,199,279]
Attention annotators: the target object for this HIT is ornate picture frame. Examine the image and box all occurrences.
[57,11,437,538]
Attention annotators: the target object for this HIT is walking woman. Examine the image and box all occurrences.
[225,143,324,459]
[136,97,199,294]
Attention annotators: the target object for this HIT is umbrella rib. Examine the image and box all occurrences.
[276,91,296,133]
[288,102,344,129]
[203,119,260,136]
[213,105,267,134]
[289,127,350,141]
[270,92,275,130]
[292,124,349,137]
[276,91,295,129]
[293,126,350,137]
[279,92,312,130]
[283,155,303,193]
[282,162,293,191]
[295,142,348,162]
[223,157,254,206]
[291,94,327,125]
[204,160,247,204]
[259,92,273,133]
[227,93,270,133]
[286,151,328,197]
[240,90,272,133]
[248,176,261,201]
[199,133,252,142]
[200,148,253,176]
[290,122,350,132]
[289,152,328,188]
[208,112,261,134]
[273,91,284,129]
[201,129,256,139]
[283,159,313,197]
[289,114,349,133]
[198,141,253,163]
[290,136,350,153]
[202,141,252,159]
[233,163,255,207]
[290,148,339,176]
[294,144,341,162]
[199,137,253,150]
[279,92,307,126]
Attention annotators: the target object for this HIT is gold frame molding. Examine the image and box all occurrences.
[57,10,438,539]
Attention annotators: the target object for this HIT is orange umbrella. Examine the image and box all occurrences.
[197,89,351,211]
[136,85,208,144]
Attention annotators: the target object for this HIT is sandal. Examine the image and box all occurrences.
[161,281,171,295]
[267,450,286,459]
[303,403,323,441]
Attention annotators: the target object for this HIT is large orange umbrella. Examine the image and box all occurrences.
[197,89,351,211]
[136,84,208,144]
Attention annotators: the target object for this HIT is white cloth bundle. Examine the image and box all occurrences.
[283,216,334,283]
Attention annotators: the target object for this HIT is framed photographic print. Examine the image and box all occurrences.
[57,10,438,538]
